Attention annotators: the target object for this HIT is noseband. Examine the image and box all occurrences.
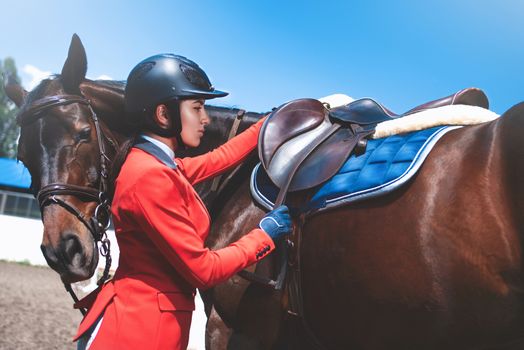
[18,93,114,314]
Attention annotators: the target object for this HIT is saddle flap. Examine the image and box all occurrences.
[288,128,362,192]
[259,98,328,169]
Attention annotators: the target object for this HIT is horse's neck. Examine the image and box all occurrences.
[97,115,136,199]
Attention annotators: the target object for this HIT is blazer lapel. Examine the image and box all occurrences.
[133,138,178,170]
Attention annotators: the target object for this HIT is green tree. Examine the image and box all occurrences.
[0,57,21,159]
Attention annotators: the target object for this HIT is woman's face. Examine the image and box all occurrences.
[179,99,210,147]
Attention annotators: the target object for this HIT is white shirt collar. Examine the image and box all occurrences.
[140,134,175,160]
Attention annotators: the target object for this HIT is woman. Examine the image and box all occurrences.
[74,54,292,349]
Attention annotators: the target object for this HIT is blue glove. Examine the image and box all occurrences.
[259,205,293,241]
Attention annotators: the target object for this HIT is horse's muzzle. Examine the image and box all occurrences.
[41,232,98,283]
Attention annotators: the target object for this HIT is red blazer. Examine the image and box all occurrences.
[74,118,274,349]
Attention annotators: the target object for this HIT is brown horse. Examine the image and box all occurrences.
[4,34,264,346]
[7,35,524,349]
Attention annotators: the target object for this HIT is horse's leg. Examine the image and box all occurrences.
[205,305,233,350]
[203,291,275,350]
[199,289,232,350]
[203,289,273,350]
[204,302,275,350]
[209,256,285,350]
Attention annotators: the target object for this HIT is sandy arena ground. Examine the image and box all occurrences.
[0,260,82,350]
[0,260,207,350]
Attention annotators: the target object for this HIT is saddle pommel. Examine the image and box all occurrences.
[259,98,328,170]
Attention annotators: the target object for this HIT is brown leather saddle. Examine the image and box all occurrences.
[258,87,488,206]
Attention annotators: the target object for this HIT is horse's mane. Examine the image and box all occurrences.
[26,78,54,99]
[90,79,131,200]
[206,104,269,121]
[93,79,126,93]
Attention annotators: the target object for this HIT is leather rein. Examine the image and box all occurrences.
[18,94,114,316]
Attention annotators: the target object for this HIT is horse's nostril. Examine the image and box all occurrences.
[41,244,59,267]
[62,234,85,267]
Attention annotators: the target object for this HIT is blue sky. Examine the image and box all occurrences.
[1,0,523,114]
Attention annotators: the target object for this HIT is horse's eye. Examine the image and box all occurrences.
[78,127,92,141]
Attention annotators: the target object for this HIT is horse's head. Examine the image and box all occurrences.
[5,34,128,283]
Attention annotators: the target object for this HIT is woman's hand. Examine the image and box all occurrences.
[258,205,293,241]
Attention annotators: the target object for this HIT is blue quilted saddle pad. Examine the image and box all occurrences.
[250,125,459,213]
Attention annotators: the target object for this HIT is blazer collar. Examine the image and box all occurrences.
[133,137,177,169]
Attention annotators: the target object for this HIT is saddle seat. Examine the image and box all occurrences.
[259,88,489,199]
[330,87,489,125]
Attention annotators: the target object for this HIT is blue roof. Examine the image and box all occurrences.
[0,158,31,189]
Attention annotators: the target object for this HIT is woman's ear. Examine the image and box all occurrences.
[154,104,171,129]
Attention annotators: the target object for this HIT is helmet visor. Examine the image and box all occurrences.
[181,88,229,99]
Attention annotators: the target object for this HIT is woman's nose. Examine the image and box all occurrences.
[202,111,210,126]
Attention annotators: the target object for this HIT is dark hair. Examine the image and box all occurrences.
[138,98,183,137]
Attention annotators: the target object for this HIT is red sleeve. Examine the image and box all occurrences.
[131,167,275,290]
[176,117,266,185]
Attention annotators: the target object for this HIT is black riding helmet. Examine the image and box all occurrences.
[125,54,228,145]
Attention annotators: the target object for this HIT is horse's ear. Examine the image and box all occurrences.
[61,33,87,94]
[4,74,27,107]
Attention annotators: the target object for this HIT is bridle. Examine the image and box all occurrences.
[17,93,114,315]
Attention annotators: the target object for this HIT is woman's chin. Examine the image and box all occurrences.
[184,139,200,148]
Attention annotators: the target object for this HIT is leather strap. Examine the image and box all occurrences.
[210,110,245,192]
[37,183,100,206]
[17,94,89,127]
